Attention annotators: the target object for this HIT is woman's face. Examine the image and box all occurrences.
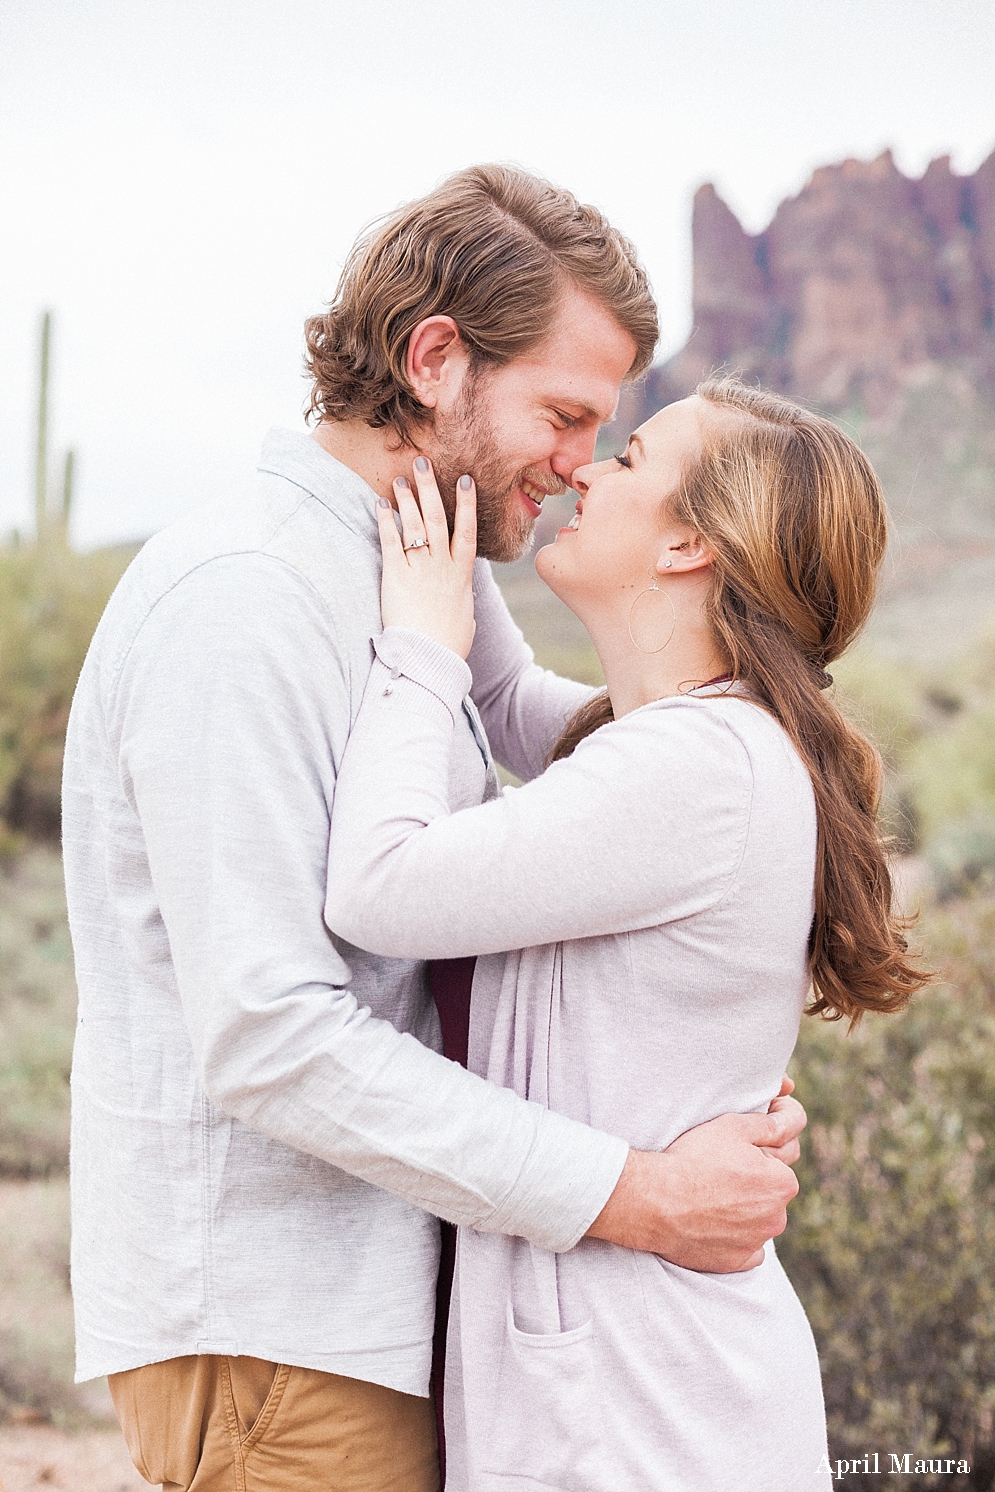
[535,396,707,608]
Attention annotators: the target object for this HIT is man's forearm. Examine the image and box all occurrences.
[202,1003,629,1253]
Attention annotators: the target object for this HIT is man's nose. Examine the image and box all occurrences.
[551,428,599,489]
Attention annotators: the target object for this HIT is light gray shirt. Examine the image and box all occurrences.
[62,429,628,1393]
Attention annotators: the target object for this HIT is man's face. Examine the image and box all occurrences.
[427,287,638,563]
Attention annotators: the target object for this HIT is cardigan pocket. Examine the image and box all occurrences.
[477,1301,604,1490]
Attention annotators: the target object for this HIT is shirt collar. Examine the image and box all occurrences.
[257,428,381,544]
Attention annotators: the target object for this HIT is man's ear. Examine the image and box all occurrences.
[654,527,716,578]
[405,316,471,411]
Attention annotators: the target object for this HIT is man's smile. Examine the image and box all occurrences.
[519,478,549,515]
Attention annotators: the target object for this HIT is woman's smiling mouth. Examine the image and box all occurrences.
[557,500,582,538]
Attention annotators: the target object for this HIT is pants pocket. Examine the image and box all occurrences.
[237,1362,291,1451]
[478,1303,604,1491]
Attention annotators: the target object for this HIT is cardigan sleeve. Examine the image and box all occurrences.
[325,628,755,960]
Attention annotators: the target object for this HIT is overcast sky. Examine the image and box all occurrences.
[2,0,994,546]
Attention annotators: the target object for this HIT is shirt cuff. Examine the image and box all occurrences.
[482,1112,630,1253]
[374,628,472,720]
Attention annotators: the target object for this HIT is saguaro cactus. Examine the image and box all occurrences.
[35,311,51,542]
[61,448,75,537]
[33,311,74,548]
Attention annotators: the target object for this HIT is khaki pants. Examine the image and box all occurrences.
[108,1354,440,1492]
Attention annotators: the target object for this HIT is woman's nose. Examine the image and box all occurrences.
[571,455,617,494]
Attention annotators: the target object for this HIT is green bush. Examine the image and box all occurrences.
[830,649,926,851]
[912,706,995,847]
[927,814,995,901]
[0,540,132,1181]
[905,630,995,893]
[827,629,995,879]
[781,890,995,1491]
[0,540,133,1179]
[0,847,77,1178]
[0,542,134,838]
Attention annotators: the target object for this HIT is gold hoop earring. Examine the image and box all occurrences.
[627,570,676,655]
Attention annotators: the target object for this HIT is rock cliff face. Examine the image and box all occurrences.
[647,147,995,417]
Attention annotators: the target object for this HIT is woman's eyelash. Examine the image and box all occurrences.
[614,452,632,469]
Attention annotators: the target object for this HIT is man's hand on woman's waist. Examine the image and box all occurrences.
[585,1078,806,1273]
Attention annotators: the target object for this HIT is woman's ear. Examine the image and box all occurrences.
[654,527,715,578]
[405,316,470,411]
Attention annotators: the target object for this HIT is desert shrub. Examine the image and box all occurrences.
[901,627,995,893]
[910,712,995,899]
[0,847,77,1177]
[926,814,995,901]
[828,627,995,877]
[781,890,995,1491]
[0,541,134,838]
[0,545,134,1162]
[911,706,995,842]
[831,650,925,851]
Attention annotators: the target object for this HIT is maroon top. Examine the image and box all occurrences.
[430,956,474,1070]
[428,956,476,1485]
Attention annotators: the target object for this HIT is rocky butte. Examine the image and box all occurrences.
[639,147,995,420]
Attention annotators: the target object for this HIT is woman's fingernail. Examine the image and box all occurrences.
[459,474,473,490]
[377,497,390,508]
[395,476,409,489]
[414,456,429,473]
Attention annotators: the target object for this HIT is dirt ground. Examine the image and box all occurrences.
[0,1425,149,1492]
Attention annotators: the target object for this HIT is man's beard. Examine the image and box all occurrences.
[430,372,565,564]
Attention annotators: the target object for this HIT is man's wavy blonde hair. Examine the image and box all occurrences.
[304,164,658,445]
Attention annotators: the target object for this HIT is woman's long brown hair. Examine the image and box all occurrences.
[551,379,929,1024]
